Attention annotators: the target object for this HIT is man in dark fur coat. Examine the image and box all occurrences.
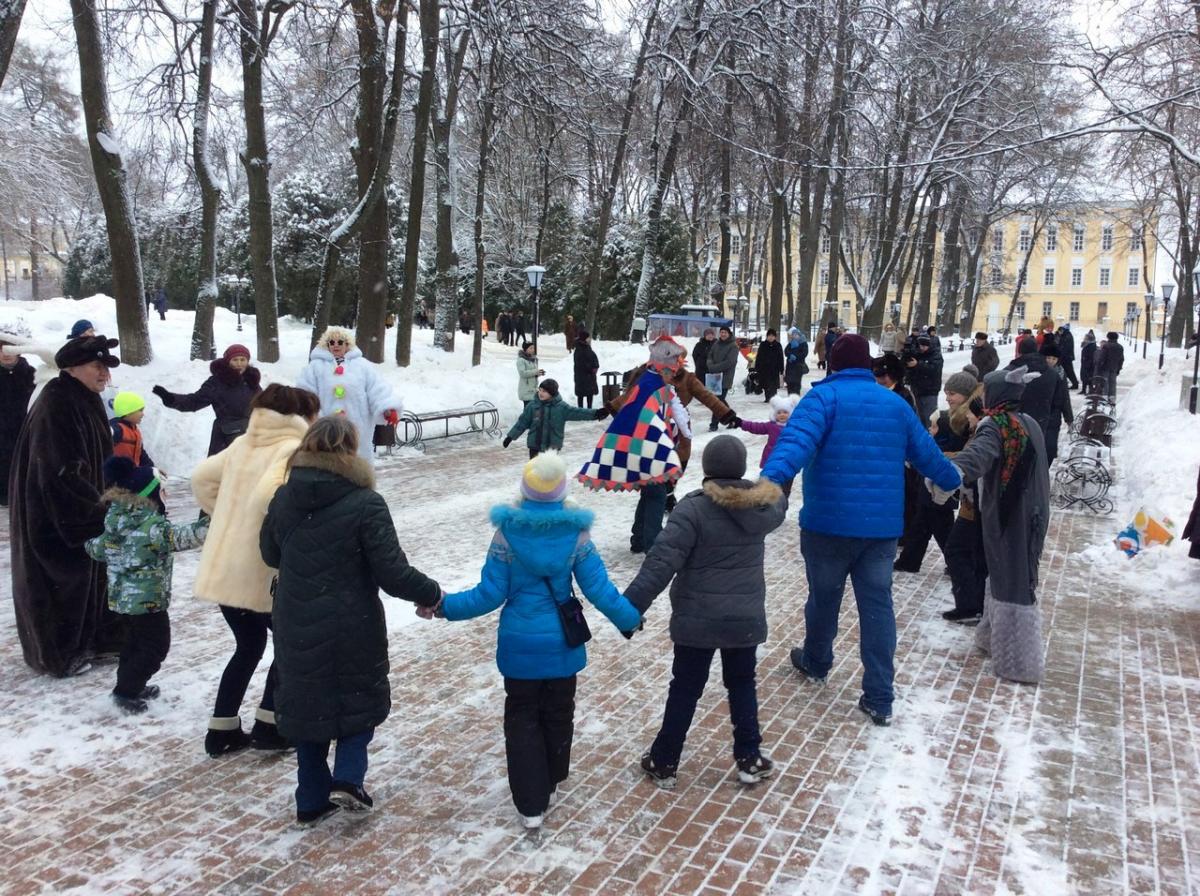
[10,336,121,677]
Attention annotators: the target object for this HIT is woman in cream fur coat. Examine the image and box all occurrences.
[296,326,402,462]
[191,384,320,757]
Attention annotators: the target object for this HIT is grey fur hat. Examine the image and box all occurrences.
[983,365,1040,407]
[944,370,979,399]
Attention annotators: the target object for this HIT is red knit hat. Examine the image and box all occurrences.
[223,344,251,362]
[827,334,872,372]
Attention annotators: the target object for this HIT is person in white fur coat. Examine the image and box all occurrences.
[295,326,401,461]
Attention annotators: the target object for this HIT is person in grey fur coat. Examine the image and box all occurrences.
[928,365,1050,684]
[624,435,787,787]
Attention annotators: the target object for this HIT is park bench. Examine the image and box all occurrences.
[1053,398,1118,514]
[373,401,502,454]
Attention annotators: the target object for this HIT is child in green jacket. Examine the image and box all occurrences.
[86,456,207,714]
[503,379,607,458]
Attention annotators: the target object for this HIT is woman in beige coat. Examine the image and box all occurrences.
[192,384,320,756]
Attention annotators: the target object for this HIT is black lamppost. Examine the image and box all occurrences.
[224,273,248,332]
[1159,283,1173,370]
[1190,270,1200,413]
[523,264,546,354]
[1144,292,1154,358]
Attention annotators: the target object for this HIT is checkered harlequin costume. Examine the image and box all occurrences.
[577,369,682,491]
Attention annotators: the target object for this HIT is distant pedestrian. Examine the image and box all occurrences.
[628,436,786,789]
[573,330,600,408]
[754,329,785,402]
[515,341,543,406]
[0,343,36,505]
[514,313,527,344]
[705,325,739,431]
[153,287,168,320]
[437,451,641,830]
[971,332,999,377]
[1056,324,1079,389]
[498,311,511,345]
[879,322,899,354]
[905,335,943,425]
[1038,344,1073,465]
[1095,331,1124,399]
[564,315,577,352]
[1079,330,1098,392]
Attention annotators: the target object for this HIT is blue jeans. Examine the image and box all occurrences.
[650,644,761,766]
[798,530,898,715]
[631,483,668,551]
[294,728,374,812]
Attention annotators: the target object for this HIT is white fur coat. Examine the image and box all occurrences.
[295,345,401,461]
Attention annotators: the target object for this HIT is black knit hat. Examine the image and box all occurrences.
[55,335,120,369]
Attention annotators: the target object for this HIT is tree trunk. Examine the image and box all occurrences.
[470,58,499,367]
[582,0,659,333]
[237,0,280,361]
[935,180,966,335]
[190,0,221,361]
[0,0,26,91]
[395,0,439,366]
[912,181,943,328]
[783,203,794,325]
[69,0,150,363]
[630,0,708,330]
[28,211,38,301]
[352,0,391,361]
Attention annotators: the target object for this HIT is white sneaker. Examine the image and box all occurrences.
[521,813,543,830]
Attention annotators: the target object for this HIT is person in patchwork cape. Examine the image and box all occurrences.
[579,336,734,553]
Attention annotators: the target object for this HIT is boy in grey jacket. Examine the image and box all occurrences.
[625,435,787,787]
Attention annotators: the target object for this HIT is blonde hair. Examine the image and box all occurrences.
[948,383,985,437]
[289,415,358,471]
[319,326,356,351]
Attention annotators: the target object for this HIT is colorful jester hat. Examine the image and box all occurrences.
[577,341,683,493]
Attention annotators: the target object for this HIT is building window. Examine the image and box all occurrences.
[1018,224,1031,253]
[821,232,831,254]
[1099,266,1111,288]
[990,267,1003,288]
[1042,301,1053,318]
[730,234,741,255]
[1043,267,1056,287]
[841,299,851,313]
[730,266,740,284]
[1015,301,1026,319]
[842,269,853,287]
[819,266,829,287]
[1046,224,1058,252]
[1101,224,1113,252]
[1073,223,1085,252]
[1018,268,1027,287]
[706,269,715,287]
[1126,301,1138,316]
[1127,267,1140,287]
[1070,268,1082,287]
[992,228,1004,252]
[1098,301,1108,320]
[1131,224,1143,252]
[1070,301,1080,321]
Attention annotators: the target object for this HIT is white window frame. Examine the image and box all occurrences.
[1127,267,1140,288]
[1130,224,1143,252]
[1070,268,1083,287]
[1046,224,1058,252]
[1101,224,1114,252]
[1042,301,1053,318]
[1073,224,1085,252]
[1069,301,1080,321]
[992,228,1004,253]
[818,266,829,287]
[820,232,831,254]
[1098,266,1111,288]
[990,266,1003,288]
[1018,224,1031,253]
[730,234,741,256]
[1015,301,1026,319]
[1043,267,1056,287]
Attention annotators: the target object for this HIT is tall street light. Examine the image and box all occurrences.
[523,264,546,355]
[1159,283,1174,370]
[225,273,248,332]
[1144,292,1154,359]
[1190,270,1200,413]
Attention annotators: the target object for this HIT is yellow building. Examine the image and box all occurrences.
[716,203,1159,336]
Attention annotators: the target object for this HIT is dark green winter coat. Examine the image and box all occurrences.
[506,394,597,452]
[260,450,441,742]
[84,489,208,615]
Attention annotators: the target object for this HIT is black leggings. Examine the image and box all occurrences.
[213,605,277,719]
[576,394,593,408]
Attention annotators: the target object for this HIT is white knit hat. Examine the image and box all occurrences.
[769,394,798,416]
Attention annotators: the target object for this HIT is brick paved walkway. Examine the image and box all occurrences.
[1,369,1197,895]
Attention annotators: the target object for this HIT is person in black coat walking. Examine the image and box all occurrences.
[692,328,716,381]
[754,329,785,401]
[1055,325,1079,389]
[1079,330,1098,392]
[1095,332,1124,399]
[260,416,442,825]
[153,344,263,456]
[0,348,36,505]
[1005,337,1054,433]
[573,330,600,408]
[1038,344,1074,464]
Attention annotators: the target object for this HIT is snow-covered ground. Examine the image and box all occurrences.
[1,296,1197,895]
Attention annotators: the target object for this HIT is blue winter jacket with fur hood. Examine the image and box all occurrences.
[442,501,641,680]
[761,368,961,538]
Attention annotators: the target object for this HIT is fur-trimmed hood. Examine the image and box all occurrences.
[685,478,787,536]
[289,450,375,489]
[490,501,594,532]
[209,356,261,388]
[489,501,594,577]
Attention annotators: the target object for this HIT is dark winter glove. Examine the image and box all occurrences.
[152,385,168,400]
[721,412,741,429]
[620,619,645,640]
[594,408,610,421]
[502,436,512,448]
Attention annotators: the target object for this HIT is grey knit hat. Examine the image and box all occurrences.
[702,435,747,480]
[944,370,978,399]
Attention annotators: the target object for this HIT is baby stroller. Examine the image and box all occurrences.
[742,351,764,395]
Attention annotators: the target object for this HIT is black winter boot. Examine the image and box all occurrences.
[205,717,251,757]
[250,710,291,751]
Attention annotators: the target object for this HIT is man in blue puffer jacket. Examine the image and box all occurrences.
[761,334,961,726]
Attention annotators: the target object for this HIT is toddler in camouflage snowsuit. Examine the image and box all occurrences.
[86,456,207,715]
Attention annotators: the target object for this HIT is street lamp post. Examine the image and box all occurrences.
[523,264,546,355]
[1159,283,1174,371]
[1144,292,1154,359]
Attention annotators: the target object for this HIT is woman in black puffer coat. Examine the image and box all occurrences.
[573,329,600,408]
[260,416,441,825]
[153,344,262,455]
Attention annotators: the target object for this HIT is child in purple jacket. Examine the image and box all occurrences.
[740,394,799,494]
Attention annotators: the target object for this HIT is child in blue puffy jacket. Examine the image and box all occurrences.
[436,451,641,830]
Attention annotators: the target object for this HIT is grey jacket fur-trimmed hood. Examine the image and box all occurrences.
[624,477,786,649]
